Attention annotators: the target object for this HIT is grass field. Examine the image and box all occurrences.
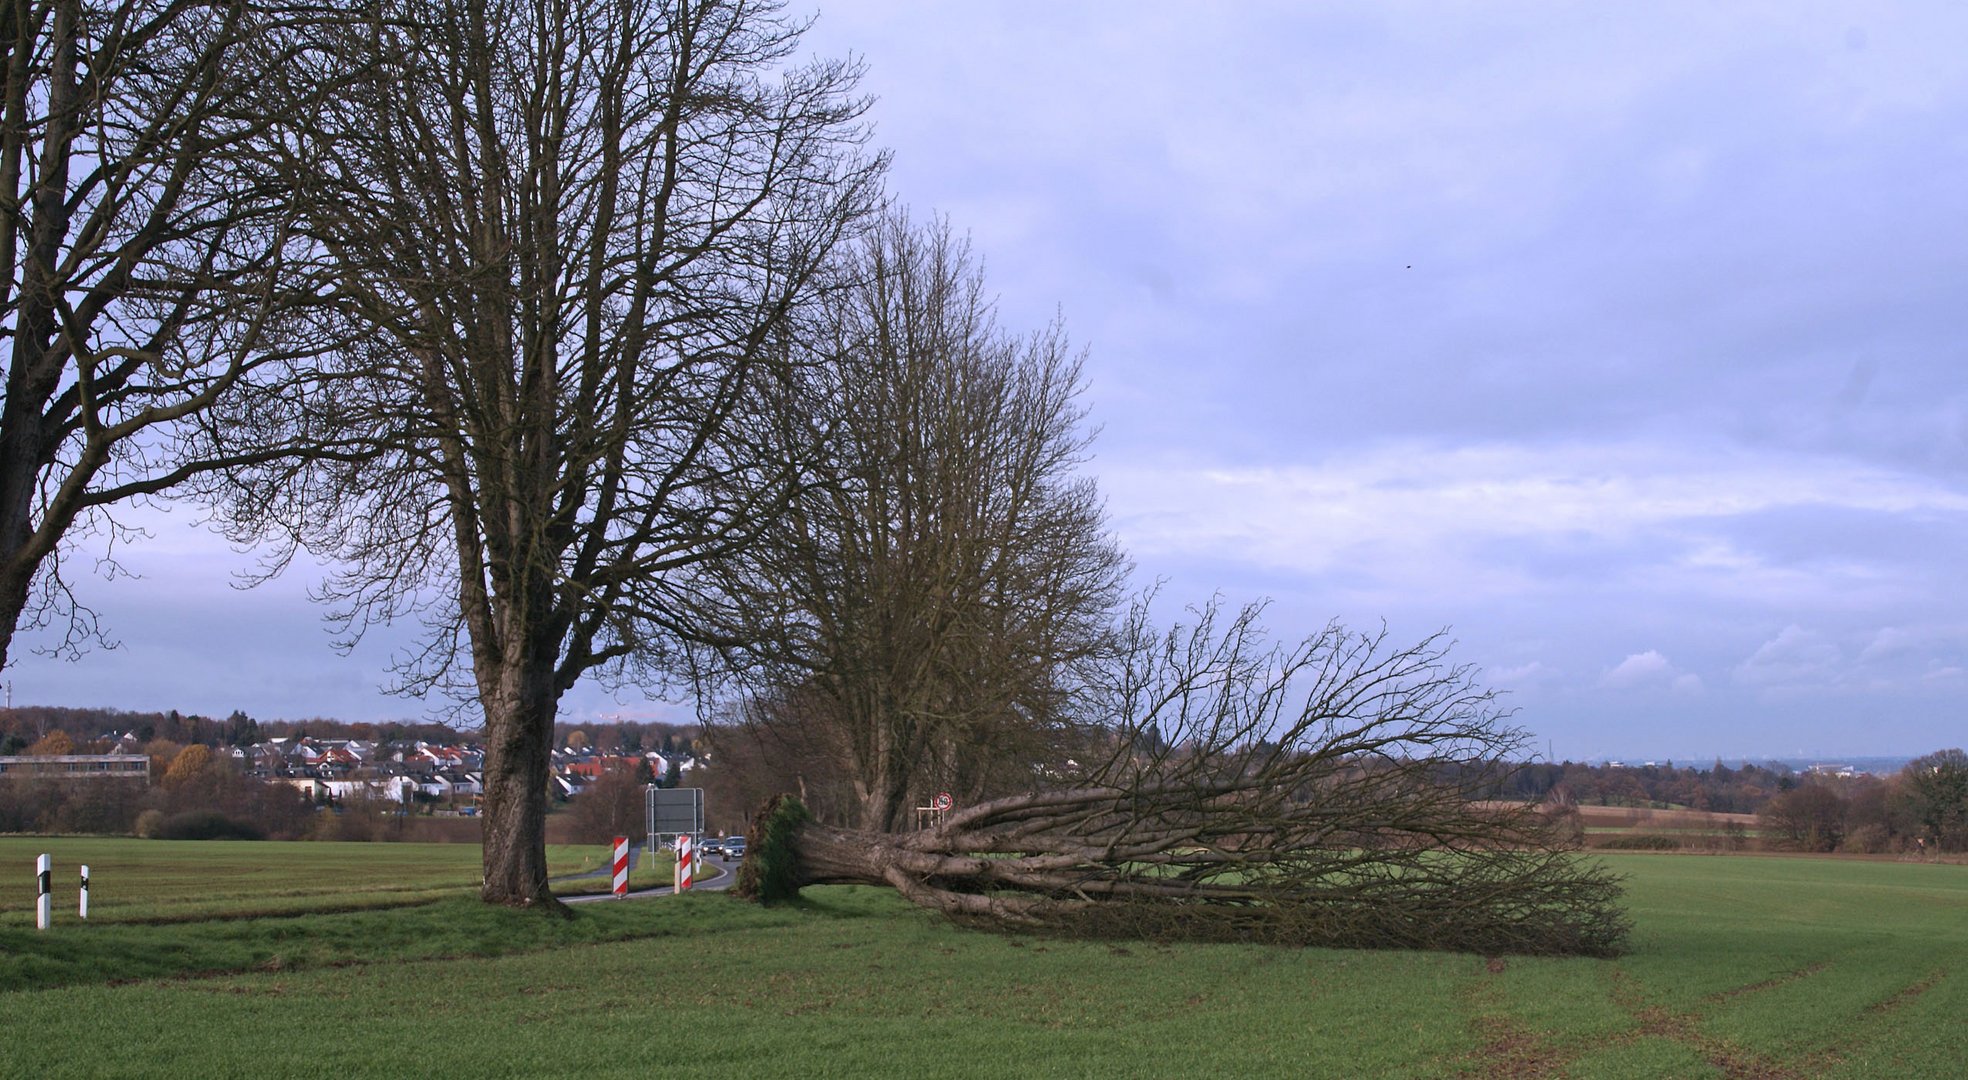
[0,837,677,922]
[1,839,1962,1078]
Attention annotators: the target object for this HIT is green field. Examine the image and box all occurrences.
[0,837,679,923]
[1,839,1962,1078]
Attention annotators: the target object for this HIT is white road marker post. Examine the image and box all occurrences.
[36,853,51,930]
[79,864,89,919]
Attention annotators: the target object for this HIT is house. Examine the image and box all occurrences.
[444,769,483,799]
[565,754,645,780]
[415,772,454,802]
[320,776,416,805]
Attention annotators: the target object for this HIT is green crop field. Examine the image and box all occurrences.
[1,840,1962,1078]
[0,836,679,922]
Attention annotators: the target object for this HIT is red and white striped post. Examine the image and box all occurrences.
[611,836,629,898]
[35,853,51,931]
[674,835,694,892]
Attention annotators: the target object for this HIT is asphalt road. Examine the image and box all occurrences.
[562,853,737,904]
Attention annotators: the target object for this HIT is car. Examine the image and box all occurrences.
[722,837,747,860]
[699,836,724,857]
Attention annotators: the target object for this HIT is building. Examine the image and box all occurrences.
[0,755,151,783]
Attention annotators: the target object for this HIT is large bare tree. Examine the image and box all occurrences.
[737,598,1629,957]
[707,213,1128,833]
[209,0,882,908]
[0,0,331,668]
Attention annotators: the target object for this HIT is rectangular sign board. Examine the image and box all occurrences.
[647,786,704,839]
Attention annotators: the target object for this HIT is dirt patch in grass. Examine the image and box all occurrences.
[1864,969,1946,1016]
[1454,953,1575,1078]
[1707,960,1830,1002]
[1460,1016,1569,1078]
[1611,969,1806,1080]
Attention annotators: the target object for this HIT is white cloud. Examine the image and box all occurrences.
[1103,440,1968,612]
[1735,625,1843,691]
[1489,660,1552,684]
[1860,627,1917,663]
[1603,650,1673,689]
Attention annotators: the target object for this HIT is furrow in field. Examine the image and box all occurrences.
[1611,969,1806,1080]
[1863,968,1945,1016]
[1706,960,1831,1002]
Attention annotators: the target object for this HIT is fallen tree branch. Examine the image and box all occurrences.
[735,599,1630,957]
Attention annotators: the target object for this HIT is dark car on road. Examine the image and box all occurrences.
[723,837,746,860]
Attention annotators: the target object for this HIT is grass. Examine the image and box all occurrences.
[1,841,1963,1078]
[0,836,671,921]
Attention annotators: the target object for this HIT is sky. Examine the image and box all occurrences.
[10,1,1968,760]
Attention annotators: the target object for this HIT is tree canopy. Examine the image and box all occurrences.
[204,0,883,906]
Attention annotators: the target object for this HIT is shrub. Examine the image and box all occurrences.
[154,810,265,841]
[1841,824,1898,855]
[133,808,166,839]
[1597,833,1682,851]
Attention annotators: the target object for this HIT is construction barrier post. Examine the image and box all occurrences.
[611,836,629,898]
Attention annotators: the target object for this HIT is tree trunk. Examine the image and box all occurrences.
[855,774,909,835]
[738,789,1630,958]
[0,561,31,671]
[478,664,565,912]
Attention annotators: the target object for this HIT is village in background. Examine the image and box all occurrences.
[1,701,1961,860]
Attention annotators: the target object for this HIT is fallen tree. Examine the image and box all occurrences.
[735,599,1629,957]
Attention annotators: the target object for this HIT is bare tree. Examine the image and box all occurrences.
[1758,782,1846,852]
[737,598,1629,957]
[565,758,652,846]
[207,0,882,908]
[709,212,1128,833]
[0,0,335,669]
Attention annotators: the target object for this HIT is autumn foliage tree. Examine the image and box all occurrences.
[24,729,73,756]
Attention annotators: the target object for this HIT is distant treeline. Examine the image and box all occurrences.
[0,704,703,758]
[1498,759,1797,814]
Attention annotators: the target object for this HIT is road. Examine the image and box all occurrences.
[561,852,738,904]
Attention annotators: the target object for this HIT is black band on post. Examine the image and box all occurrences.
[38,870,50,895]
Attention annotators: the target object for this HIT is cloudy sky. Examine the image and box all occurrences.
[12,2,1968,760]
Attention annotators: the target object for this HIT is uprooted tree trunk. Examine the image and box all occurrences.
[735,599,1630,957]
